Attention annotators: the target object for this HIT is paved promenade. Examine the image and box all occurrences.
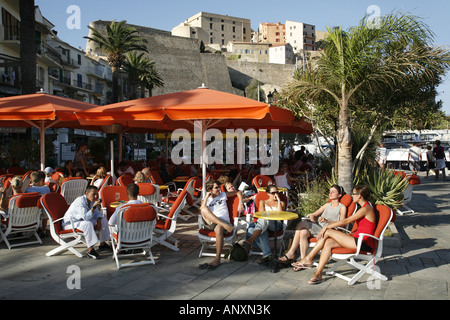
[0,171,449,303]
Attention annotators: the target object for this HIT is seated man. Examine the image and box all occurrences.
[44,167,57,184]
[200,180,244,269]
[108,184,142,232]
[117,160,135,177]
[26,171,51,195]
[62,185,110,260]
[26,171,51,237]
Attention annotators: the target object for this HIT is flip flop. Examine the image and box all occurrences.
[278,254,294,264]
[308,277,324,285]
[207,264,220,271]
[291,261,313,268]
[292,263,312,272]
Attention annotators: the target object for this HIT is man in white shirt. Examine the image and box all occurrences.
[200,180,244,269]
[408,142,421,175]
[109,184,142,231]
[62,185,110,259]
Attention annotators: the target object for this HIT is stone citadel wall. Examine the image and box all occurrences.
[86,21,295,97]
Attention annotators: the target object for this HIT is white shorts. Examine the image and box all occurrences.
[435,159,446,170]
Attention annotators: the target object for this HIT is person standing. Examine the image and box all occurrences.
[408,142,421,175]
[433,140,447,181]
[425,145,435,178]
[377,143,388,169]
[74,143,89,177]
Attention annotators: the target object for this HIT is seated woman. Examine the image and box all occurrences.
[90,167,107,188]
[279,185,347,265]
[133,171,146,184]
[0,177,23,218]
[294,185,377,285]
[273,161,293,190]
[242,185,286,264]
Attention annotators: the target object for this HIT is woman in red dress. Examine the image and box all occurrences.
[294,185,377,285]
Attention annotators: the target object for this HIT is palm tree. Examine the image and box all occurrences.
[140,60,164,98]
[85,20,148,102]
[123,52,164,99]
[19,0,36,94]
[286,12,450,193]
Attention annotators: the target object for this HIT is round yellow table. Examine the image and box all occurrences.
[254,210,299,273]
[158,185,169,190]
[109,201,126,208]
[257,187,288,193]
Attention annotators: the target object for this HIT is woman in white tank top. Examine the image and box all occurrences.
[279,185,347,264]
[243,185,286,263]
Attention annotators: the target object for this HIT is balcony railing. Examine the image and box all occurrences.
[73,80,93,91]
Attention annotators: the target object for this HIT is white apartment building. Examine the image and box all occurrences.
[269,43,295,64]
[0,0,112,105]
[285,20,317,54]
[172,12,251,47]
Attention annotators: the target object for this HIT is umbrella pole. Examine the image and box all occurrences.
[118,132,123,162]
[110,140,116,184]
[198,120,207,199]
[40,121,45,171]
[165,133,169,160]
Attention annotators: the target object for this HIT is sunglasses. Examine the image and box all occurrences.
[269,191,279,195]
[351,193,360,196]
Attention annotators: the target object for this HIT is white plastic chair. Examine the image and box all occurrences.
[136,183,160,206]
[60,178,88,206]
[326,204,394,285]
[397,175,421,215]
[0,192,42,249]
[40,192,86,258]
[152,190,191,252]
[109,203,157,269]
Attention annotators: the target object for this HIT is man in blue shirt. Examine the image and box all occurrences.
[26,171,51,237]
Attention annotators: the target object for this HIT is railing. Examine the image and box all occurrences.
[72,80,93,91]
[38,42,62,65]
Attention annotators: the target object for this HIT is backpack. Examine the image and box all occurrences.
[224,243,248,262]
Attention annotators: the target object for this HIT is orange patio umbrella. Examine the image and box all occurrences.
[0,93,100,171]
[76,86,313,195]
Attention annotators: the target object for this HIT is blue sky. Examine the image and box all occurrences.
[35,0,450,115]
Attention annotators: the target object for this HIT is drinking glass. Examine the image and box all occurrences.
[115,192,120,202]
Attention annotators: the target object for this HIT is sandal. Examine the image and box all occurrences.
[292,263,312,272]
[291,261,313,268]
[308,277,324,285]
[278,254,295,264]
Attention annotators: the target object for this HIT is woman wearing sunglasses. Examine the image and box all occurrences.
[242,185,286,264]
[280,185,347,266]
[295,185,376,285]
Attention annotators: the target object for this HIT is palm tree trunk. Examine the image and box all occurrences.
[337,97,353,194]
[112,68,119,103]
[19,0,36,94]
